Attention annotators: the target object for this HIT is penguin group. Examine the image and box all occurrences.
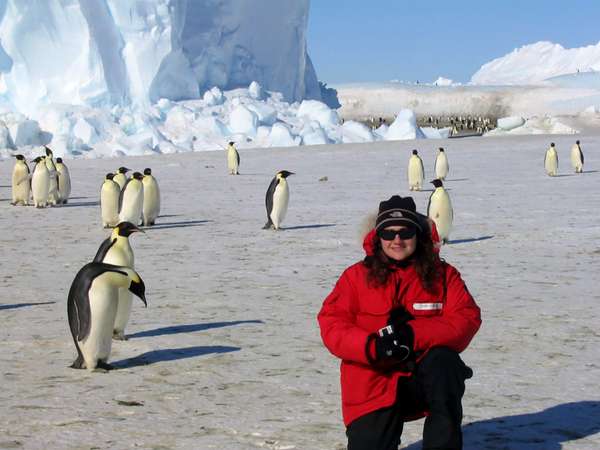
[10,147,71,207]
[403,147,454,244]
[544,140,584,176]
[100,167,161,228]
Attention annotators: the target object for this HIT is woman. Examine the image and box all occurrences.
[318,195,481,450]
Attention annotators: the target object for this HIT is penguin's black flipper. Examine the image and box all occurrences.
[236,151,240,166]
[580,149,584,164]
[93,238,117,263]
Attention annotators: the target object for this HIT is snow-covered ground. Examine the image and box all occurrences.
[1,132,599,449]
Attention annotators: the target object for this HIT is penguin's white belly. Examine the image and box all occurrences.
[80,284,119,369]
[119,185,144,225]
[142,181,160,225]
[270,184,289,229]
[408,159,424,189]
[12,167,30,204]
[435,156,449,180]
[32,170,50,206]
[102,247,134,336]
[227,149,239,173]
[429,192,453,241]
[545,151,558,176]
[101,185,120,227]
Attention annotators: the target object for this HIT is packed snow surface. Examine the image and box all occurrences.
[1,132,599,449]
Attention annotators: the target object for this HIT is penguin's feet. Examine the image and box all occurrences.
[95,361,115,371]
[113,331,128,341]
[70,355,86,369]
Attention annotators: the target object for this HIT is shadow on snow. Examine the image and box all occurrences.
[280,224,336,231]
[112,345,240,369]
[142,219,212,230]
[60,201,100,208]
[403,401,600,450]
[128,320,263,339]
[447,235,494,245]
[0,301,56,311]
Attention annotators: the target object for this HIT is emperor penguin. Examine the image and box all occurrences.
[227,141,240,175]
[427,179,453,244]
[119,172,144,225]
[263,170,294,230]
[67,261,146,371]
[434,147,449,180]
[93,221,143,340]
[44,146,60,205]
[31,156,50,208]
[113,167,130,190]
[407,149,425,191]
[101,173,121,228]
[570,140,584,173]
[11,154,30,206]
[55,157,71,204]
[142,168,160,226]
[544,143,559,176]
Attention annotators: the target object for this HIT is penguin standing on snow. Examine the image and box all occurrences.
[545,143,559,176]
[263,170,294,230]
[407,149,425,191]
[434,147,449,180]
[31,156,50,208]
[55,157,71,204]
[142,168,160,226]
[44,146,60,205]
[570,140,584,173]
[119,172,144,225]
[101,173,121,228]
[227,141,240,175]
[93,222,143,340]
[113,167,130,190]
[67,261,146,371]
[11,154,30,206]
[427,179,453,244]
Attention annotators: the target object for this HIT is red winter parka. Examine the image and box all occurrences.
[317,230,481,426]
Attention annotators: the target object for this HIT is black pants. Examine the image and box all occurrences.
[346,347,472,450]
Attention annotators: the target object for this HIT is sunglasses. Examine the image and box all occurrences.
[378,227,417,241]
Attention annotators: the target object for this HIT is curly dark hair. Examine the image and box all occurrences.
[363,228,441,294]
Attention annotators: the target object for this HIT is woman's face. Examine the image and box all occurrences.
[379,225,417,261]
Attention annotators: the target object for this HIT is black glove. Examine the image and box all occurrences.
[374,323,414,362]
[388,306,414,329]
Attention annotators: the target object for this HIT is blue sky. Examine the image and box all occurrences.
[307,1,600,85]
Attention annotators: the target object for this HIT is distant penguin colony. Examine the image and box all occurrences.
[544,143,559,176]
[434,147,449,180]
[67,262,146,371]
[263,170,294,230]
[427,179,453,244]
[570,140,584,173]
[227,141,240,175]
[407,149,425,191]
